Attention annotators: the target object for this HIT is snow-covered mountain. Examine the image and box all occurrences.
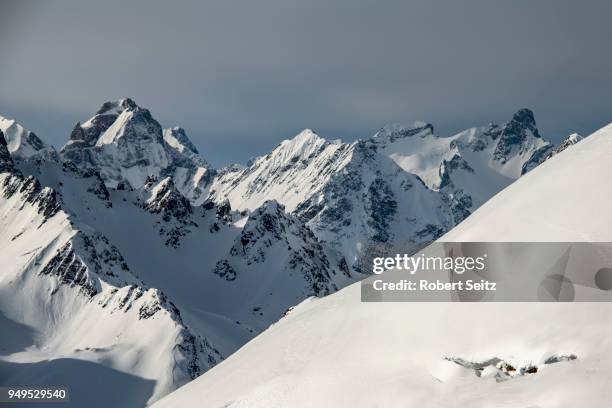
[0,115,56,160]
[0,111,355,407]
[370,109,552,214]
[211,128,457,272]
[211,109,553,270]
[0,130,222,405]
[0,100,579,407]
[61,99,215,204]
[151,123,612,408]
[294,138,454,272]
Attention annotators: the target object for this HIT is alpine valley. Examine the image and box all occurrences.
[0,99,583,407]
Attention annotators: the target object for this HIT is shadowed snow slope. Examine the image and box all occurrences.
[152,123,612,408]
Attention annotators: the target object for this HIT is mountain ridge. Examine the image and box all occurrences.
[150,120,612,408]
[0,100,586,407]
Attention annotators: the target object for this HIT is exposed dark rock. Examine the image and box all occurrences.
[493,108,544,163]
[367,178,397,243]
[213,259,237,281]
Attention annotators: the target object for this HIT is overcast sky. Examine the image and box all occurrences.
[1,0,611,166]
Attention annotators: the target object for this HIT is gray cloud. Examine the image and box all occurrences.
[1,0,611,166]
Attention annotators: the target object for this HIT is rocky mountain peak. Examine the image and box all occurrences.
[0,115,55,160]
[59,98,214,203]
[373,121,435,142]
[493,108,544,163]
[64,98,161,150]
[277,129,327,157]
[245,200,289,235]
[95,98,138,116]
[142,177,192,218]
[510,108,539,134]
[292,128,321,142]
[164,127,199,155]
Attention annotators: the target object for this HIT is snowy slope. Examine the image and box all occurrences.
[542,132,583,162]
[152,123,612,408]
[1,122,356,406]
[210,129,349,213]
[442,125,606,242]
[0,101,586,408]
[14,155,354,338]
[371,109,553,212]
[0,137,222,407]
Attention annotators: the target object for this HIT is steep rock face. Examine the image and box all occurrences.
[0,152,222,406]
[39,231,137,297]
[60,99,214,204]
[0,130,16,173]
[212,200,352,324]
[220,201,347,295]
[296,140,453,272]
[164,127,200,155]
[492,108,544,164]
[1,173,61,220]
[138,176,197,248]
[61,98,171,188]
[140,176,193,221]
[162,127,216,205]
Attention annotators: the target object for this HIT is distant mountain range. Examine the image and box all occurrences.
[0,99,582,407]
[151,117,612,408]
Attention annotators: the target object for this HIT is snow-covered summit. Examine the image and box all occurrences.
[151,121,612,408]
[164,127,200,155]
[372,121,435,141]
[370,108,553,216]
[209,109,555,272]
[0,114,55,160]
[210,128,350,213]
[60,98,214,203]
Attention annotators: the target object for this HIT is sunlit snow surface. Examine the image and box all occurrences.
[152,125,612,407]
[0,102,598,408]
